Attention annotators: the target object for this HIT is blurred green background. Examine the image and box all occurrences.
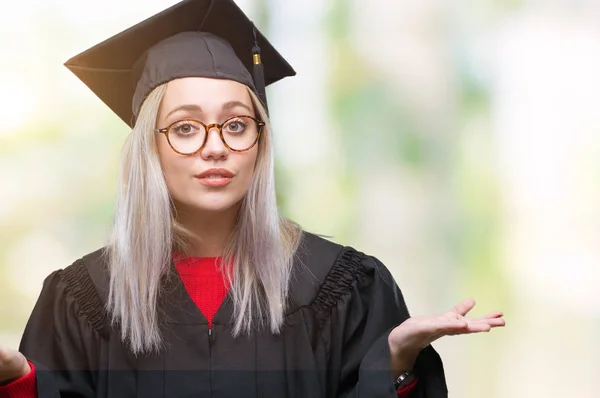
[1,0,599,397]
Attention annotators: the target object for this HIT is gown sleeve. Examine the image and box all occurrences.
[18,264,101,398]
[318,249,448,398]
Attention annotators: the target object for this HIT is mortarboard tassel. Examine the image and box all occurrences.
[252,24,269,115]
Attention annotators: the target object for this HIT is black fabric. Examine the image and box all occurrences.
[59,259,111,339]
[19,232,448,397]
[311,247,368,332]
[64,0,295,127]
[130,32,256,120]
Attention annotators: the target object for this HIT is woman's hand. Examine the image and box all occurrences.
[387,299,505,377]
[0,344,30,385]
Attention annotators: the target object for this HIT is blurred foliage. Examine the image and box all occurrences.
[2,1,599,396]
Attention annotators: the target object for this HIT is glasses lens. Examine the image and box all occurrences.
[222,116,259,151]
[167,120,206,154]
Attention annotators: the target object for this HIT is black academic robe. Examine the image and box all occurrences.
[19,232,448,397]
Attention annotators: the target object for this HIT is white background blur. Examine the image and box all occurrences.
[1,0,599,397]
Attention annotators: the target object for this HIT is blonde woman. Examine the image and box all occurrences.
[0,0,504,397]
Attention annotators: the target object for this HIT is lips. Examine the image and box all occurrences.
[195,168,234,187]
[196,168,234,179]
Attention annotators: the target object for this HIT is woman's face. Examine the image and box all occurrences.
[156,77,259,216]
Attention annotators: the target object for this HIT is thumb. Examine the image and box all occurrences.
[0,345,30,384]
[451,298,476,316]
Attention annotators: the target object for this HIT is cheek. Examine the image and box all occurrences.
[237,150,259,189]
[157,138,185,190]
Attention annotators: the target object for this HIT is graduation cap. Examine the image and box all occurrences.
[64,0,295,127]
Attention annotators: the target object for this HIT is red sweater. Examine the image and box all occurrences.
[174,256,230,329]
[0,256,417,397]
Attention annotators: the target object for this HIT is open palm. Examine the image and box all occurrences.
[389,299,505,363]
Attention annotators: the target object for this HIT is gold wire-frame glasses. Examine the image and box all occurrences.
[156,115,265,155]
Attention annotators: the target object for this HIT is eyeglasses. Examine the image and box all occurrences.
[156,115,265,155]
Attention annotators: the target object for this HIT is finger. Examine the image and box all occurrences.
[0,345,18,362]
[484,318,506,327]
[407,316,464,341]
[469,317,506,327]
[433,322,486,337]
[0,345,28,383]
[468,323,492,332]
[464,318,506,332]
[434,316,470,334]
[452,299,476,316]
[431,317,506,339]
[477,312,503,320]
[448,323,491,334]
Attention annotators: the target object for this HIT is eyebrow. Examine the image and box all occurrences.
[165,104,202,119]
[165,101,253,119]
[222,100,253,114]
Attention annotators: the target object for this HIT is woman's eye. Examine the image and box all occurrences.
[173,122,199,135]
[225,120,246,133]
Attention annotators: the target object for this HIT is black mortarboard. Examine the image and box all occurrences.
[64,0,295,127]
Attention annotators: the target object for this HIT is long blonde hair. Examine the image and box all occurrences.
[106,82,303,355]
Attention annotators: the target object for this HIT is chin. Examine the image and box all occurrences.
[184,195,243,215]
[194,202,238,214]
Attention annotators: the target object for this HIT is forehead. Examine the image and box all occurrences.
[162,77,252,111]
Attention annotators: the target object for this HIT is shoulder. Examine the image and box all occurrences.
[39,247,111,338]
[289,232,393,311]
[57,247,110,303]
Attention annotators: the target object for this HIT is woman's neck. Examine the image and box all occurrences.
[175,204,238,258]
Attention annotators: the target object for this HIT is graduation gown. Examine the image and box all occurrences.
[19,232,448,397]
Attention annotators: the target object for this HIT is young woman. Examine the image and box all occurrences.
[0,0,504,397]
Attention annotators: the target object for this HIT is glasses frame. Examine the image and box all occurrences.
[156,115,266,155]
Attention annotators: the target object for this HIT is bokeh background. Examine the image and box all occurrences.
[1,0,599,397]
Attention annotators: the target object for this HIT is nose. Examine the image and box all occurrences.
[200,125,228,160]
